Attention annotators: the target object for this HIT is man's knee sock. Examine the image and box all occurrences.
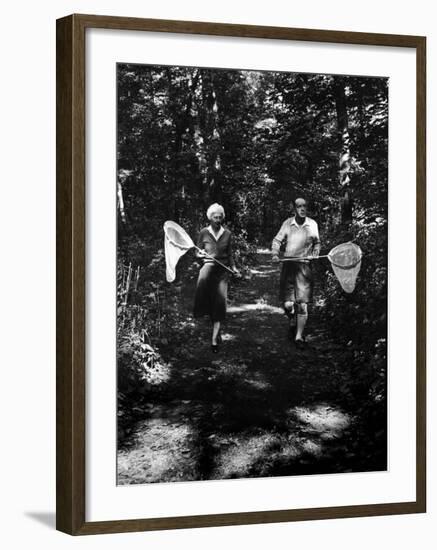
[296,313,308,340]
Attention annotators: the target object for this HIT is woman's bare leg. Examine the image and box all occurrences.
[212,321,221,345]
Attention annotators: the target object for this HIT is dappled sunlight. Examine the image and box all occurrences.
[119,251,382,483]
[212,433,276,479]
[249,268,278,277]
[227,302,283,314]
[142,362,171,385]
[244,376,272,391]
[301,440,323,456]
[208,405,351,480]
[117,406,199,485]
[220,332,236,342]
[118,400,355,484]
[277,442,301,460]
[210,428,327,479]
[178,319,196,329]
[207,361,271,391]
[291,405,351,440]
[210,360,249,377]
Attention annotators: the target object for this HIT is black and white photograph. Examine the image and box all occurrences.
[116,63,388,485]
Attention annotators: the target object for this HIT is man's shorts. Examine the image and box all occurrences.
[279,260,314,304]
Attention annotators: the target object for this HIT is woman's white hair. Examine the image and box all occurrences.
[206,203,225,220]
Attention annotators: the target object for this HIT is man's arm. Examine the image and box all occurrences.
[312,222,321,257]
[271,221,288,261]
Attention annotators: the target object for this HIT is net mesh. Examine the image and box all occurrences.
[163,221,195,282]
[328,242,362,293]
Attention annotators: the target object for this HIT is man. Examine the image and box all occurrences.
[271,198,321,347]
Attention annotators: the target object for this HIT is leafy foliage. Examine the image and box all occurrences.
[116,64,388,448]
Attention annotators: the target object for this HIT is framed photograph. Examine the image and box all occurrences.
[56,14,426,535]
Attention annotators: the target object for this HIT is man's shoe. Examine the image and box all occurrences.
[295,337,306,349]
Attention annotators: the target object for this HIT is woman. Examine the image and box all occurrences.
[193,203,239,352]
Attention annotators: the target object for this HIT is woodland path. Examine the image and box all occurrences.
[117,253,379,484]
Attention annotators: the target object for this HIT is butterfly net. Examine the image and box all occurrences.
[163,221,195,282]
[328,242,363,293]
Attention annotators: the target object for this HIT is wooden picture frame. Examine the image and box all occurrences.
[56,13,426,535]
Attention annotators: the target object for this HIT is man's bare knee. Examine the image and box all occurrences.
[297,303,308,315]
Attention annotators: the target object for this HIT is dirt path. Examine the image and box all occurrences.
[117,253,377,485]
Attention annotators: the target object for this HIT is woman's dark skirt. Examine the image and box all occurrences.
[193,263,229,322]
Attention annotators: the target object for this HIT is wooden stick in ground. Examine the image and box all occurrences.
[124,262,132,305]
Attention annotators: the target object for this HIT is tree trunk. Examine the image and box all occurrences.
[203,71,223,203]
[192,72,209,212]
[168,69,200,219]
[333,76,353,231]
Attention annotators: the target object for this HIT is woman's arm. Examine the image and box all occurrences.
[195,229,207,258]
[227,233,236,270]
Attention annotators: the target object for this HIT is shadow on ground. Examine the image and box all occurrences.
[117,253,386,484]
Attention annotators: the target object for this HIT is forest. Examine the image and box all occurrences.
[116,64,388,483]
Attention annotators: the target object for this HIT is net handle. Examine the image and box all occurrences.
[194,246,235,275]
[280,242,362,269]
[280,255,362,269]
[280,255,329,262]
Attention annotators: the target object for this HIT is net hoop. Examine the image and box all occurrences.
[327,242,362,294]
[163,220,195,250]
[163,221,196,282]
[328,242,362,269]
